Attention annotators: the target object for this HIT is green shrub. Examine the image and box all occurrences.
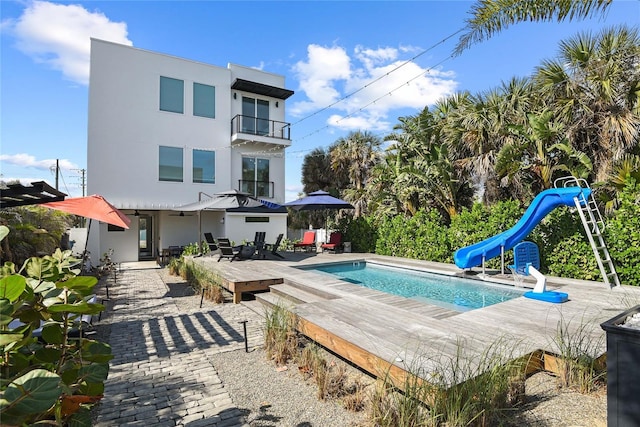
[449,200,522,269]
[529,207,600,280]
[605,178,640,286]
[341,216,378,253]
[406,209,452,262]
[0,240,111,426]
[263,304,298,366]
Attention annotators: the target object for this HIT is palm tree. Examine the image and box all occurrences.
[454,0,613,55]
[301,147,334,193]
[596,154,640,213]
[496,110,593,195]
[534,26,640,182]
[329,131,382,217]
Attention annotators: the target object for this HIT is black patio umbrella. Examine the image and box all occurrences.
[175,190,281,253]
[283,191,354,242]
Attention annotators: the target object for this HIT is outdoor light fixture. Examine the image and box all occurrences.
[134,210,140,216]
[233,92,237,99]
[275,101,279,108]
[179,211,185,217]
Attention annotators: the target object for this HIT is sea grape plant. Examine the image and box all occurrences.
[0,226,112,426]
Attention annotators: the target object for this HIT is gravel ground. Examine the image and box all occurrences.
[94,269,608,426]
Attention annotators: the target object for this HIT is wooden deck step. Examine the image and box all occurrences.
[269,283,334,304]
[282,279,340,300]
[255,291,298,310]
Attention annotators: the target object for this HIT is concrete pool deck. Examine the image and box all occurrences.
[193,251,640,386]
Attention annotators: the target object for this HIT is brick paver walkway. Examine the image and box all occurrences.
[94,265,264,426]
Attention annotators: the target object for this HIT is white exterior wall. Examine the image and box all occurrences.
[87,39,290,262]
[225,213,288,246]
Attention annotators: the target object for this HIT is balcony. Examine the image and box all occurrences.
[239,180,274,199]
[231,115,291,146]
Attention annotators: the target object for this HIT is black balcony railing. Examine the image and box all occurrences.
[231,115,291,140]
[239,180,274,198]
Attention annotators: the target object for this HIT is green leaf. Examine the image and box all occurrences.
[56,276,97,291]
[67,407,93,427]
[82,341,113,363]
[61,367,80,386]
[78,381,104,396]
[79,363,109,383]
[48,301,103,315]
[0,298,15,326]
[0,331,24,346]
[41,323,64,344]
[35,347,63,363]
[0,275,26,302]
[2,368,62,413]
[0,225,9,242]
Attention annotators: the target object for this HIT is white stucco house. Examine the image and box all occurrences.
[87,39,293,263]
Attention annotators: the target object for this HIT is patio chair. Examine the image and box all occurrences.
[321,232,343,253]
[204,232,218,253]
[260,233,284,259]
[217,238,238,262]
[293,231,316,252]
[249,231,266,252]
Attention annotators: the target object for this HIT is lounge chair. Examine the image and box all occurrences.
[321,232,343,253]
[204,232,218,253]
[293,231,316,252]
[260,233,284,259]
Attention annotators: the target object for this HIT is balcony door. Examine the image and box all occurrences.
[242,97,269,136]
[241,157,270,197]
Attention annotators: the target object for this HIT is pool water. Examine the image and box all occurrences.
[305,262,523,312]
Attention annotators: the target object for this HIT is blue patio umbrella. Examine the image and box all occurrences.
[284,191,354,242]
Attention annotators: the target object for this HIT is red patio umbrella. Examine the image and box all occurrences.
[42,195,130,229]
[42,195,131,263]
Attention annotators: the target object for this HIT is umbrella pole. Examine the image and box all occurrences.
[198,210,202,256]
[82,219,93,271]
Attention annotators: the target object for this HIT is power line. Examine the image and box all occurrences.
[289,28,466,129]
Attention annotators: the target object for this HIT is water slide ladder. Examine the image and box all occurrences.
[554,177,621,288]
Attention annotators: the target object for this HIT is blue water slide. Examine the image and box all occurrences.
[453,187,591,269]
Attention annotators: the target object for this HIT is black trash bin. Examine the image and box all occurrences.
[600,305,640,427]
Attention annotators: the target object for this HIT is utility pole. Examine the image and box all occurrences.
[55,159,60,190]
[79,168,86,197]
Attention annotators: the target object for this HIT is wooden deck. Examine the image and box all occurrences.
[192,252,640,387]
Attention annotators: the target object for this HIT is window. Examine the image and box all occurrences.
[245,217,269,223]
[241,97,269,135]
[193,149,215,183]
[242,157,270,197]
[160,76,184,113]
[193,83,215,118]
[159,146,183,182]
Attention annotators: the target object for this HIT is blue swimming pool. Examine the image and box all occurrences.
[303,261,524,311]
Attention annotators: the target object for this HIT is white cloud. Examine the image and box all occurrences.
[1,153,78,171]
[291,44,352,114]
[4,1,132,85]
[291,43,458,132]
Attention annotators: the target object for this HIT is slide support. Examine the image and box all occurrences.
[526,263,547,293]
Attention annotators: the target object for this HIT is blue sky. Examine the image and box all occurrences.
[1,1,638,201]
